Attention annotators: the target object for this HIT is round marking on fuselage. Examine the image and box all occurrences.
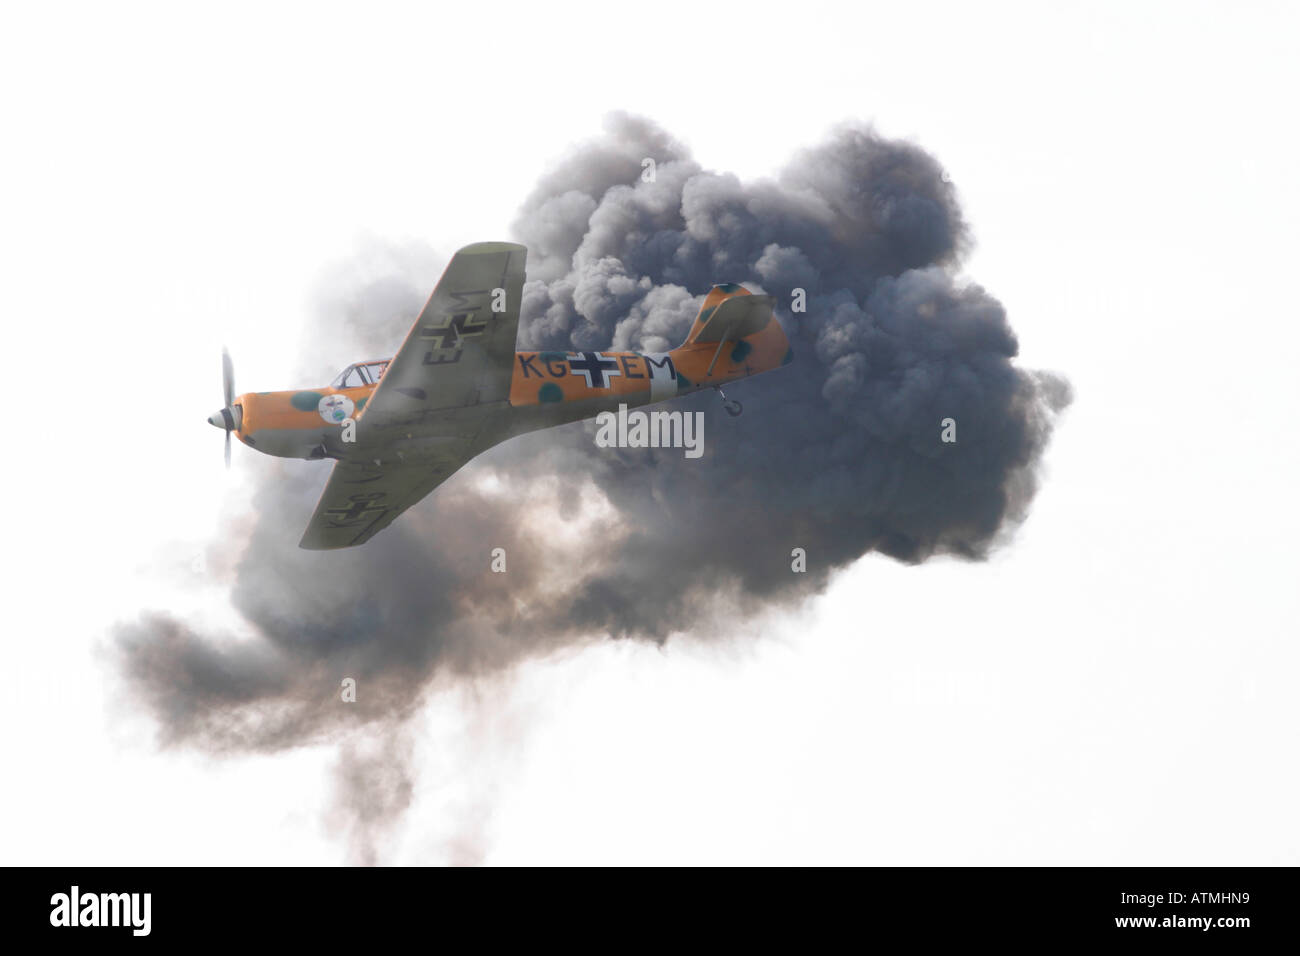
[537,382,563,403]
[319,393,355,423]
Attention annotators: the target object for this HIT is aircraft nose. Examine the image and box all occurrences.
[208,404,244,430]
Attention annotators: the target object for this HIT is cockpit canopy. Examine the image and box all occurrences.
[330,360,390,389]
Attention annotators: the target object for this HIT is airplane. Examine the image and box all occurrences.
[208,241,794,549]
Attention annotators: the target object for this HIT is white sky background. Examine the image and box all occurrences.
[1,0,1297,864]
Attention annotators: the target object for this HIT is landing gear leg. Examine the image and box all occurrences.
[714,385,743,417]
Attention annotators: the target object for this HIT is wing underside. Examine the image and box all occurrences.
[361,241,527,432]
[299,241,528,549]
[298,457,461,550]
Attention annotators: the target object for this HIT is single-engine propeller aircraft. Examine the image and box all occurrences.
[208,242,793,549]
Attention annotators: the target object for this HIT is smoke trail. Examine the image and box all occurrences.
[111,113,1070,863]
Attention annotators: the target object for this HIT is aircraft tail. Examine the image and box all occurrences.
[683,284,772,345]
[679,283,793,381]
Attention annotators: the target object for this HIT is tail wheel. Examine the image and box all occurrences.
[723,399,743,417]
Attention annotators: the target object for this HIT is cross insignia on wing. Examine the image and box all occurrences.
[324,492,388,526]
[420,310,489,351]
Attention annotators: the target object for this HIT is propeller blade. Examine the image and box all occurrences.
[222,347,235,409]
[225,429,232,469]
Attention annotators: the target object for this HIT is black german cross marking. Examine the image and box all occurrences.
[419,291,492,366]
[324,492,387,526]
[420,310,488,350]
[566,351,621,389]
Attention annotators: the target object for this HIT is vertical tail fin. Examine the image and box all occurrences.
[677,283,791,382]
[682,284,774,346]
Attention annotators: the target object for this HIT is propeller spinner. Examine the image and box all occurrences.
[207,348,243,467]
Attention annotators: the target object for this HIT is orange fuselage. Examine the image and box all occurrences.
[232,314,792,460]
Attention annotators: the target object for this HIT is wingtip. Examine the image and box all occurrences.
[457,241,527,256]
[299,535,356,551]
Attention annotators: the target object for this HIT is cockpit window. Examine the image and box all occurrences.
[329,366,361,388]
[329,360,391,389]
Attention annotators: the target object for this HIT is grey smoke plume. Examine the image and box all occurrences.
[112,113,1070,863]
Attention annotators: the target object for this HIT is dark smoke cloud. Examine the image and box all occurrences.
[112,113,1070,863]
